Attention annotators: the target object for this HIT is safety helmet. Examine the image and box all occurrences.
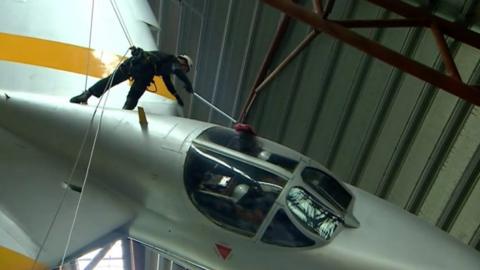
[232,184,249,203]
[178,54,193,72]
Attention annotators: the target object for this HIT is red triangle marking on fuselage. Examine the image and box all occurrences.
[215,243,232,260]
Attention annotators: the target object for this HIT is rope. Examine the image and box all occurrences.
[193,92,237,124]
[110,0,134,47]
[30,1,97,268]
[29,2,131,268]
[58,48,130,269]
[32,1,134,269]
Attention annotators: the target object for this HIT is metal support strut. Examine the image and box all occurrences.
[258,0,480,106]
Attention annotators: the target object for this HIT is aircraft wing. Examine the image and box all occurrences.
[0,122,138,268]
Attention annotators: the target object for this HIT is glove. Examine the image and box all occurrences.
[175,94,184,107]
[185,85,194,94]
[129,46,143,57]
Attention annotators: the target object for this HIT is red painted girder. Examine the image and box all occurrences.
[261,0,480,105]
[367,0,480,49]
[333,18,428,28]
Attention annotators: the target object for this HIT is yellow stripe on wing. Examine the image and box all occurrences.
[0,246,47,270]
[0,32,174,99]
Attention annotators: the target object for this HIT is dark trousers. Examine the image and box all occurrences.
[88,61,154,110]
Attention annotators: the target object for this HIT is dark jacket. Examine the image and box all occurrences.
[130,50,193,97]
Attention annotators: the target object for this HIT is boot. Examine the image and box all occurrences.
[122,98,138,110]
[70,90,92,104]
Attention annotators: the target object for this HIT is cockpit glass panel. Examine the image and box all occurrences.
[185,144,287,237]
[197,126,299,172]
[261,209,315,247]
[286,187,341,241]
[302,167,352,211]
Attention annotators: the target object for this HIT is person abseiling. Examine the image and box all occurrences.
[70,46,194,110]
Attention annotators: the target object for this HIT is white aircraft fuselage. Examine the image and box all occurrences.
[0,92,479,270]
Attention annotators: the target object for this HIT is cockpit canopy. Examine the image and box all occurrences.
[185,144,286,236]
[196,126,300,172]
[184,126,358,247]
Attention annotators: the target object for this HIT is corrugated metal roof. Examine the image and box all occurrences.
[152,0,480,250]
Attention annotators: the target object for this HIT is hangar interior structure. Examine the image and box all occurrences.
[1,0,480,269]
[156,0,480,252]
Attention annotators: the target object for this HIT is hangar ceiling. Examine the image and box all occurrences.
[148,0,480,251]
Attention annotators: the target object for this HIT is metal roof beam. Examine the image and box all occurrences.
[260,0,480,106]
[323,0,335,18]
[312,0,324,16]
[367,0,480,49]
[333,18,428,28]
[240,0,322,123]
[239,10,294,122]
[431,22,462,81]
[242,30,319,120]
